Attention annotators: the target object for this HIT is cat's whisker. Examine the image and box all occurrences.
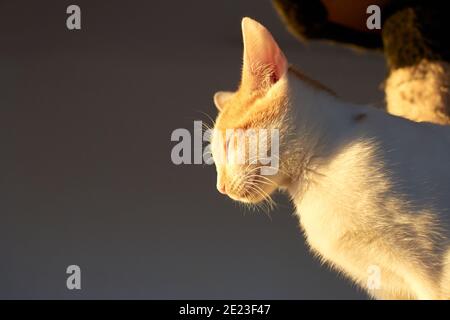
[242,183,272,213]
[250,190,275,215]
[195,110,216,129]
[244,181,276,211]
[245,174,277,186]
[247,179,275,189]
[200,122,213,135]
[245,165,290,178]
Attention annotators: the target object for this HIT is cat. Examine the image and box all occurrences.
[210,17,450,299]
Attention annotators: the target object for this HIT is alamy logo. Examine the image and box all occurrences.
[367,264,381,291]
[66,5,81,30]
[66,265,81,290]
[366,5,381,30]
[170,121,280,176]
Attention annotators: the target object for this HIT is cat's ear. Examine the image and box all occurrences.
[214,91,233,111]
[241,17,287,90]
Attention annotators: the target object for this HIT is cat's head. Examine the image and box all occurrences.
[211,18,294,204]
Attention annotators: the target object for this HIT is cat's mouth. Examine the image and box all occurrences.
[226,176,278,204]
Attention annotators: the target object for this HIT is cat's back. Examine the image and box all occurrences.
[359,106,450,204]
[343,105,450,218]
[295,106,450,254]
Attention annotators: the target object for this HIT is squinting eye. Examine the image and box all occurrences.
[226,135,232,151]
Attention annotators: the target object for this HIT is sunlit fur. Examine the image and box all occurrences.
[212,17,450,299]
[212,72,292,206]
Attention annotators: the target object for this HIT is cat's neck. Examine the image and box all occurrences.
[284,67,361,195]
[287,67,355,133]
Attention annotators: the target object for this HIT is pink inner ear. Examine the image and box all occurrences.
[241,17,287,88]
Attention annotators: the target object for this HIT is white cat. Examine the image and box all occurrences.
[211,17,450,299]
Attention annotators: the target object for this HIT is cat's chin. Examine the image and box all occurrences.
[228,194,261,204]
[227,184,278,204]
[228,194,266,204]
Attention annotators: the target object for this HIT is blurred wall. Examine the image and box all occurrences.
[0,0,385,299]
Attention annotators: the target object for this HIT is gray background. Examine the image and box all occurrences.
[0,0,385,299]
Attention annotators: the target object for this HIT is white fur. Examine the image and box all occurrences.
[214,18,450,299]
[286,72,450,299]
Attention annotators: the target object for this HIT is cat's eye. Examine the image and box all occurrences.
[225,134,232,152]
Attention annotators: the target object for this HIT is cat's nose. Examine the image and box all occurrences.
[217,182,227,195]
